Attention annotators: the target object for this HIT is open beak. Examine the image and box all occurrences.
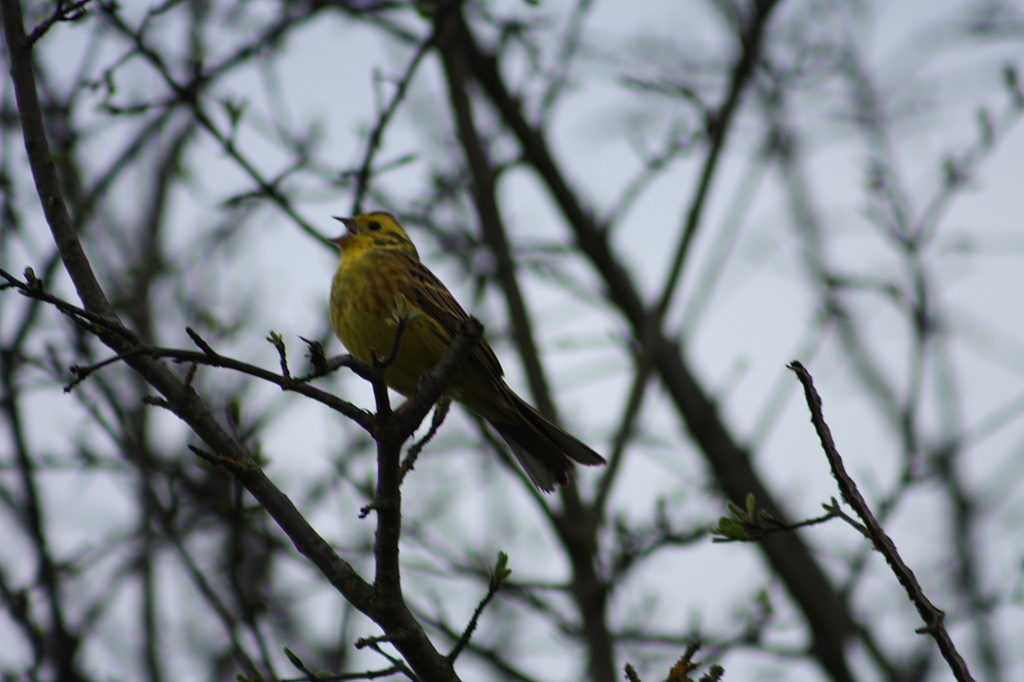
[329,216,356,245]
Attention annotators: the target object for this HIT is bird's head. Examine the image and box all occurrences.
[330,212,419,260]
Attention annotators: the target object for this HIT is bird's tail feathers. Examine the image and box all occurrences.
[489,392,606,493]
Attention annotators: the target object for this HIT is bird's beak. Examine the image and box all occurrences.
[329,216,356,245]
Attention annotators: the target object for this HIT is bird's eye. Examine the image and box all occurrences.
[368,221,381,231]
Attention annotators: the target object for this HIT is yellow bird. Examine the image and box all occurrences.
[329,212,606,491]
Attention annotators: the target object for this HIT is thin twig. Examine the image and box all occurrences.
[351,27,438,214]
[267,331,291,379]
[1,267,135,341]
[27,0,91,46]
[64,348,157,392]
[71,339,375,431]
[712,499,842,543]
[789,361,974,682]
[447,578,501,663]
[355,639,420,682]
[400,399,450,484]
[375,315,408,370]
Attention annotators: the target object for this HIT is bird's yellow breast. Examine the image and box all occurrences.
[330,250,456,398]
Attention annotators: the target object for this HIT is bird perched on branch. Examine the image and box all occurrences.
[328,212,606,491]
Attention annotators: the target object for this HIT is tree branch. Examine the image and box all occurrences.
[789,361,975,682]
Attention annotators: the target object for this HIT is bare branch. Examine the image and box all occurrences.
[789,360,975,682]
